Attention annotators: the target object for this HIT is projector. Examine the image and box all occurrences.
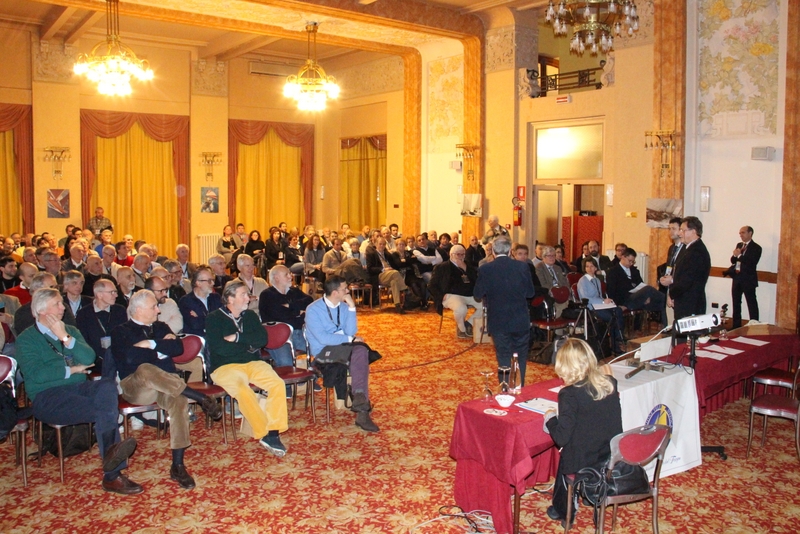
[675,313,721,334]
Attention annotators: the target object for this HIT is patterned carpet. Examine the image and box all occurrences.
[1,307,800,533]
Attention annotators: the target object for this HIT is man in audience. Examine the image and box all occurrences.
[359,229,381,263]
[437,233,452,262]
[1,237,18,260]
[41,250,62,281]
[322,238,347,276]
[62,270,91,324]
[727,225,761,329]
[0,256,19,293]
[179,266,222,337]
[389,223,401,241]
[112,290,222,490]
[474,236,535,386]
[206,281,289,456]
[145,275,183,336]
[57,225,75,249]
[535,246,570,317]
[6,262,38,306]
[60,243,86,273]
[481,214,509,244]
[95,229,114,255]
[412,233,443,285]
[82,254,116,297]
[16,288,141,495]
[114,241,134,267]
[123,235,136,255]
[162,259,189,302]
[88,206,113,236]
[233,223,247,249]
[101,244,119,277]
[532,243,545,267]
[13,272,60,335]
[610,242,628,267]
[306,275,379,432]
[207,254,232,295]
[366,237,407,313]
[430,244,482,339]
[608,247,666,325]
[226,254,268,311]
[588,240,613,274]
[260,265,314,396]
[357,225,371,245]
[659,217,711,322]
[21,246,36,265]
[380,226,395,252]
[176,244,197,280]
[115,266,137,308]
[131,253,151,288]
[76,278,127,375]
[136,244,160,270]
[392,239,426,310]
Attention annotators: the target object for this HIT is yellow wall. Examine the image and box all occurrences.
[190,94,228,243]
[0,27,31,104]
[484,68,516,240]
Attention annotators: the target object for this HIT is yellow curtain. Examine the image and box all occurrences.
[95,122,178,255]
[339,139,387,229]
[0,130,23,233]
[236,128,302,233]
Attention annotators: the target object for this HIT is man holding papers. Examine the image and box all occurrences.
[606,247,666,327]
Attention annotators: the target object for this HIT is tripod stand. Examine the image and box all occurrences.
[685,331,728,460]
[570,299,612,359]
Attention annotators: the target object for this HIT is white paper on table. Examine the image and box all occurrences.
[732,336,770,347]
[549,385,564,393]
[694,349,727,360]
[703,344,744,355]
[629,282,648,293]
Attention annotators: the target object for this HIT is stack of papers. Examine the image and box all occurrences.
[517,398,559,414]
[733,336,770,347]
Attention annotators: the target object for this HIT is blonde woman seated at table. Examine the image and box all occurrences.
[543,338,622,526]
[577,257,626,355]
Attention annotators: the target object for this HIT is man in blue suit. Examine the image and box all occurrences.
[474,236,536,385]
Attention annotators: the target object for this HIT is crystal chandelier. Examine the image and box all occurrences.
[73,0,154,96]
[283,23,340,112]
[545,0,639,56]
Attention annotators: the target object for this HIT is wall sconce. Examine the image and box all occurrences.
[44,147,70,181]
[644,130,677,175]
[201,152,223,182]
[456,143,479,181]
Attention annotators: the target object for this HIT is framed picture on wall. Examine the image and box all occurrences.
[47,189,70,218]
[646,199,683,228]
[200,187,219,213]
[461,194,482,217]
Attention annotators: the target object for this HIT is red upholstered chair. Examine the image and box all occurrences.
[750,366,798,399]
[303,326,350,423]
[1,355,28,486]
[567,272,583,289]
[263,323,316,422]
[531,286,575,342]
[177,334,230,444]
[747,365,800,461]
[565,424,672,533]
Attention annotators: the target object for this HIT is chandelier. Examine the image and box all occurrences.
[545,1,639,56]
[73,0,153,96]
[283,23,340,112]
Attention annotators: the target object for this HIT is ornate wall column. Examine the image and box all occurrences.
[461,35,484,240]
[648,0,686,281]
[776,0,800,330]
[402,50,422,238]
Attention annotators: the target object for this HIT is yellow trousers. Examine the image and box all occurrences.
[211,361,288,440]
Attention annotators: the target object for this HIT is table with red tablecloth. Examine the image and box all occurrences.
[449,378,561,534]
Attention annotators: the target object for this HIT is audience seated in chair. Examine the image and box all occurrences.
[429,244,483,338]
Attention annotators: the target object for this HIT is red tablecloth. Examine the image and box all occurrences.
[450,378,562,534]
[669,332,799,421]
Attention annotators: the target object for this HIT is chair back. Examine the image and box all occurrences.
[600,280,608,299]
[608,424,671,471]
[174,334,205,365]
[551,285,571,304]
[0,355,17,398]
[567,271,582,288]
[263,322,293,351]
[570,282,580,303]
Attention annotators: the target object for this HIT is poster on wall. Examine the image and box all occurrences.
[460,194,482,217]
[47,189,70,218]
[646,199,683,228]
[200,187,219,213]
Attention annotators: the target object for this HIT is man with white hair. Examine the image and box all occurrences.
[13,272,60,335]
[61,243,86,273]
[82,254,116,297]
[481,214,509,244]
[16,288,142,495]
[366,237,407,313]
[175,244,197,280]
[112,289,222,490]
[101,244,119,277]
[115,266,137,308]
[162,259,189,302]
[131,253,151,289]
[62,270,92,324]
[429,244,483,338]
[225,254,268,311]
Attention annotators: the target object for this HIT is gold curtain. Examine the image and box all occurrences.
[0,130,23,233]
[339,138,387,228]
[236,128,302,233]
[95,122,178,254]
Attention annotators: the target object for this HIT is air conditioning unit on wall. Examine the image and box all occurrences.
[248,61,299,78]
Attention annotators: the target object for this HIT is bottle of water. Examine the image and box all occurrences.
[510,353,521,394]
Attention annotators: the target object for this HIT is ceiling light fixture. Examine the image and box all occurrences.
[73,0,154,96]
[545,0,639,56]
[283,23,340,112]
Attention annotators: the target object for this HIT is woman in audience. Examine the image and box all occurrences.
[303,233,326,289]
[284,234,305,276]
[543,338,622,526]
[264,227,285,271]
[299,225,316,249]
[217,225,238,264]
[554,245,572,274]
[61,236,77,261]
[577,257,625,355]
[478,240,495,267]
[244,230,265,258]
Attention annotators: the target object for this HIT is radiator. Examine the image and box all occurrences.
[196,233,218,263]
[637,252,650,285]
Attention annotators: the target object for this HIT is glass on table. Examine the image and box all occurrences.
[498,366,511,394]
[479,369,494,402]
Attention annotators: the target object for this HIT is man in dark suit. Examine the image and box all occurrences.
[657,217,684,295]
[728,226,761,329]
[474,236,536,385]
[606,247,666,326]
[178,266,223,337]
[76,278,127,375]
[660,216,711,321]
[429,244,482,338]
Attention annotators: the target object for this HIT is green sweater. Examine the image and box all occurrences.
[205,308,267,373]
[16,324,96,401]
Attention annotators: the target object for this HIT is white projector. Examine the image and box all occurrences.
[675,313,721,334]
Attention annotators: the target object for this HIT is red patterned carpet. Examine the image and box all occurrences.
[2,308,800,533]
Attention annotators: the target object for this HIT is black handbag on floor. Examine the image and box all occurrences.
[575,460,650,525]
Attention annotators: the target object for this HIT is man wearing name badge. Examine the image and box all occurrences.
[726,226,762,329]
[76,279,127,375]
[225,254,268,312]
[473,236,535,386]
[179,266,222,337]
[659,216,711,322]
[658,217,684,294]
[305,275,379,432]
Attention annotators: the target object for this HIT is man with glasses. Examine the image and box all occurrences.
[658,217,710,322]
[179,266,222,337]
[607,247,666,326]
[429,244,482,339]
[610,242,628,267]
[535,245,570,317]
[225,254,268,311]
[162,259,189,302]
[144,275,183,336]
[305,275,379,432]
[76,278,127,375]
